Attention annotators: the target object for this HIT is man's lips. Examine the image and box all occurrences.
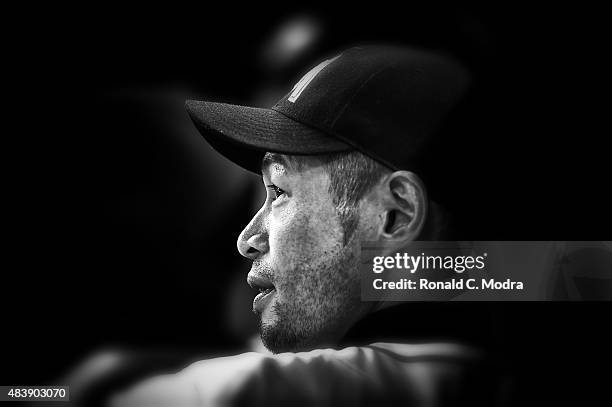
[252,287,276,312]
[247,272,274,290]
[247,272,276,313]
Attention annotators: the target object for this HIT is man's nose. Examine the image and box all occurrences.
[236,216,269,260]
[237,234,269,259]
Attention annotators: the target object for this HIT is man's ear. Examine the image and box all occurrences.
[378,171,427,242]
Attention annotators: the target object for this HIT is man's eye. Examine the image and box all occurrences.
[266,184,286,201]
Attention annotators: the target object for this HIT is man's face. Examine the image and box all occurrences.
[237,154,371,353]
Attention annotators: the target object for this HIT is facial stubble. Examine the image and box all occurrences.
[257,240,362,353]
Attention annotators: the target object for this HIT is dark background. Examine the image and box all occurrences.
[3,3,610,405]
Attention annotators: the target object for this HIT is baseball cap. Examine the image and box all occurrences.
[185,45,471,177]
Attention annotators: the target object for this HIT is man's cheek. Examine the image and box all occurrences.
[269,211,312,263]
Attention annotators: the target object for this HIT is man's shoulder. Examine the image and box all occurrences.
[111,342,496,406]
[367,341,483,361]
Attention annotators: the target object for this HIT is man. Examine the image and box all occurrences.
[111,46,500,406]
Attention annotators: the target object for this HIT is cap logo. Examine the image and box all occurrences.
[288,54,340,103]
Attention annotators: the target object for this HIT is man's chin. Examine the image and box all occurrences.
[258,305,305,353]
[259,325,300,354]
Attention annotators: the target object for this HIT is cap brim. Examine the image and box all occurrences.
[185,100,351,174]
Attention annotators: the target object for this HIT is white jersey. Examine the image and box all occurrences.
[110,342,496,407]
